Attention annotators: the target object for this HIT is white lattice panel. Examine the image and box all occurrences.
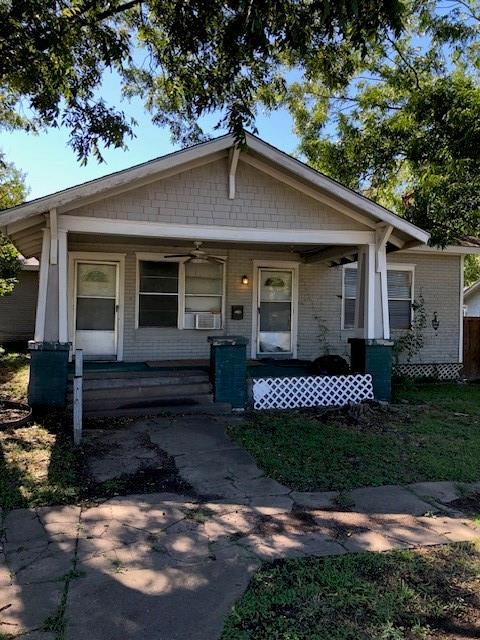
[394,363,463,381]
[253,374,374,410]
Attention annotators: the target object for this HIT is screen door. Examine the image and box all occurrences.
[74,261,118,357]
[257,268,294,354]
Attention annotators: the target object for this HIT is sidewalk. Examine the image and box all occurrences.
[1,414,479,639]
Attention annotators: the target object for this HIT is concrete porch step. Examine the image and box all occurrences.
[67,375,210,392]
[67,382,212,401]
[84,401,232,418]
[67,368,209,382]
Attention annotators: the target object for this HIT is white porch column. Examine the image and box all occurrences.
[375,225,393,341]
[58,229,68,343]
[354,244,376,339]
[34,228,50,342]
[355,229,392,340]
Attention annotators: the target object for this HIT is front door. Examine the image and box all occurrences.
[74,260,119,358]
[256,267,296,356]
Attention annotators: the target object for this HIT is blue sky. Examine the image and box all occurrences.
[0,71,300,201]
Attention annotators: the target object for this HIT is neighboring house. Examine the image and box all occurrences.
[0,257,38,345]
[464,280,480,317]
[0,134,479,410]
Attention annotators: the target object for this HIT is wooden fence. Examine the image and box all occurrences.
[463,317,480,379]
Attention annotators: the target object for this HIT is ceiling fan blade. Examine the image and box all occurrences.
[207,256,226,264]
[164,253,191,258]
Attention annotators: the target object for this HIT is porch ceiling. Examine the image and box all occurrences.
[68,232,335,255]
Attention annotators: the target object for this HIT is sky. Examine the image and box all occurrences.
[0,70,300,201]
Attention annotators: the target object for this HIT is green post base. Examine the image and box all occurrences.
[208,336,248,409]
[349,338,394,402]
[28,341,70,409]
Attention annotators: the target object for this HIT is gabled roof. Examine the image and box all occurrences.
[0,132,430,246]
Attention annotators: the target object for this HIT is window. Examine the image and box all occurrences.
[184,261,223,329]
[343,266,414,330]
[137,257,224,329]
[138,261,179,327]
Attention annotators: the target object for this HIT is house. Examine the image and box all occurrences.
[0,134,478,412]
[464,280,480,317]
[0,257,38,346]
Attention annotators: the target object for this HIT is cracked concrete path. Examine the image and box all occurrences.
[1,415,479,639]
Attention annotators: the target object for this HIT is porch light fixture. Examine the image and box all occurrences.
[431,312,440,332]
[241,275,249,285]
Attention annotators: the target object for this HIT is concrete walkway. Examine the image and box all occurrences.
[1,415,479,639]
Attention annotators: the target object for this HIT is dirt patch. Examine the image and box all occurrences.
[81,426,197,501]
[252,400,426,435]
[83,463,194,500]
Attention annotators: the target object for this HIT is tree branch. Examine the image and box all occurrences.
[97,0,144,21]
[387,37,421,90]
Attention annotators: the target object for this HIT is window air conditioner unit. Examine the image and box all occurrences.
[195,313,221,330]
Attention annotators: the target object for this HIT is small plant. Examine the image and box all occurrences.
[111,559,126,574]
[393,294,427,364]
[314,315,330,356]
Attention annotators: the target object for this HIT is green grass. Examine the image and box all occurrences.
[0,413,84,511]
[0,350,29,401]
[222,542,480,640]
[229,383,480,491]
[0,352,83,510]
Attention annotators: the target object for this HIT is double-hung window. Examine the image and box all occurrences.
[342,265,414,330]
[138,261,180,327]
[137,257,224,329]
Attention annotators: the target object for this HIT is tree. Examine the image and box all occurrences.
[0,0,405,161]
[465,255,480,287]
[286,0,480,247]
[0,158,28,296]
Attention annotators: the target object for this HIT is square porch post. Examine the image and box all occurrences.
[350,232,394,401]
[28,216,70,410]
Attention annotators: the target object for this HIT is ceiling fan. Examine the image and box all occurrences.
[165,241,225,264]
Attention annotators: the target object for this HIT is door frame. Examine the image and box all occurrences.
[68,251,126,360]
[251,260,300,359]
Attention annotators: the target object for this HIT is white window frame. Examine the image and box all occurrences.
[341,262,415,330]
[135,252,226,330]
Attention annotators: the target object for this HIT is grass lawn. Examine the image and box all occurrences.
[221,542,480,640]
[229,382,480,491]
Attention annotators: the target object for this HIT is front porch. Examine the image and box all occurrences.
[28,226,398,413]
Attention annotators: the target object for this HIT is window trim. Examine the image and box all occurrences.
[341,262,415,330]
[135,252,226,329]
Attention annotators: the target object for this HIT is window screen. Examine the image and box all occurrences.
[138,261,179,327]
[343,267,413,330]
